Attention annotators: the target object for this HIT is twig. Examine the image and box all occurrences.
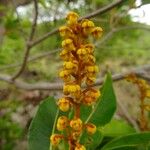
[30,0,124,47]
[0,64,149,91]
[95,25,150,47]
[0,49,60,71]
[79,0,124,20]
[11,0,38,80]
[117,100,140,132]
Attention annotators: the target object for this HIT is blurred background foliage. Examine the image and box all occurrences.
[0,0,150,149]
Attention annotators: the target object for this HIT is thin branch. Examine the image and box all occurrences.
[117,100,140,132]
[11,0,38,81]
[0,49,60,71]
[0,64,149,91]
[79,0,124,20]
[95,25,150,47]
[30,0,124,47]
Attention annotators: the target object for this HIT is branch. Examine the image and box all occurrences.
[117,100,140,132]
[30,0,124,47]
[0,49,60,71]
[0,64,150,90]
[11,0,38,81]
[95,25,150,47]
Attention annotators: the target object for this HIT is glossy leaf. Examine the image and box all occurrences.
[101,132,150,150]
[28,97,57,150]
[89,73,117,126]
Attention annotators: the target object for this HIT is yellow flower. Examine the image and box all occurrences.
[63,84,80,95]
[50,134,62,146]
[144,105,150,111]
[75,145,86,150]
[56,116,69,131]
[84,44,94,54]
[58,97,70,112]
[92,27,103,38]
[77,48,88,55]
[60,49,74,61]
[85,123,96,134]
[82,96,94,106]
[86,77,96,85]
[81,19,95,34]
[146,89,150,98]
[72,131,81,140]
[59,26,73,38]
[70,118,82,131]
[62,39,76,51]
[86,65,99,73]
[59,70,71,82]
[87,55,96,63]
[66,11,79,25]
[63,61,78,70]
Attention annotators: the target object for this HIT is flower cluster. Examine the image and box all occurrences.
[126,74,150,130]
[50,11,103,149]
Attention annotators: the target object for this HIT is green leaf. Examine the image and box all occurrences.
[101,132,150,150]
[100,119,136,137]
[28,97,57,150]
[88,73,117,126]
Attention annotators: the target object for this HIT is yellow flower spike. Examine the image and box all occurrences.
[58,97,71,112]
[56,12,103,149]
[66,11,79,25]
[59,26,73,38]
[62,39,76,51]
[56,116,69,131]
[50,134,62,146]
[92,27,103,38]
[81,19,95,34]
[86,123,97,134]
[75,144,86,150]
[70,118,83,131]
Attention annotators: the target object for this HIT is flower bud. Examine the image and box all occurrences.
[62,39,75,51]
[57,116,69,131]
[86,123,96,134]
[70,118,82,131]
[50,134,62,146]
[75,145,86,150]
[92,27,103,38]
[58,98,70,112]
[66,11,79,25]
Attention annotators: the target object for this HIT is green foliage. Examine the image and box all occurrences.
[28,97,58,150]
[89,73,116,126]
[100,119,136,137]
[0,100,23,150]
[101,132,150,150]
